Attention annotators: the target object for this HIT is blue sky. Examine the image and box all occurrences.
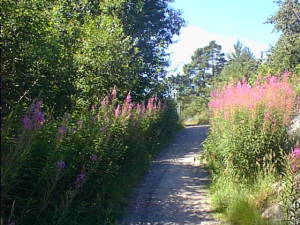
[168,0,281,73]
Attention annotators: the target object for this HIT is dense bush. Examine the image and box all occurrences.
[1,88,179,225]
[203,72,299,224]
[204,73,298,179]
[1,0,184,117]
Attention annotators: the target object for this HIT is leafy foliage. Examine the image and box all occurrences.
[167,41,225,123]
[204,73,297,179]
[214,41,260,88]
[1,92,179,225]
[260,0,300,74]
[1,0,184,117]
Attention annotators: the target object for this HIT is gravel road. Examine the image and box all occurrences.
[118,125,219,225]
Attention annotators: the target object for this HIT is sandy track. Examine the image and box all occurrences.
[118,125,219,225]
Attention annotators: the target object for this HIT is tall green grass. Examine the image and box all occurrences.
[1,90,180,225]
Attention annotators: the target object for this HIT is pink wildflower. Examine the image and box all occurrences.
[101,97,109,107]
[111,86,117,100]
[292,148,300,159]
[291,148,300,173]
[115,105,121,118]
[125,92,132,105]
[147,97,154,111]
[209,73,297,126]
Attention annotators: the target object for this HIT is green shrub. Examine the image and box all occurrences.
[1,93,179,225]
[204,74,297,180]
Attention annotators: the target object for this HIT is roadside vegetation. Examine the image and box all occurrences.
[2,91,180,225]
[167,0,299,224]
[204,73,299,225]
[1,0,300,224]
[201,1,299,224]
[1,0,184,224]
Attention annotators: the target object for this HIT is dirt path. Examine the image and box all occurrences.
[118,125,219,225]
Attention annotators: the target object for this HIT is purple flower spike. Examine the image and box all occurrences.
[30,100,42,112]
[56,160,66,169]
[58,126,67,135]
[75,171,86,188]
[34,111,45,125]
[22,116,32,129]
[90,154,97,161]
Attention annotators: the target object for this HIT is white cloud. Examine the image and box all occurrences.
[168,25,271,74]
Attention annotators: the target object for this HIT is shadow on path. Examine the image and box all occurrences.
[118,126,219,225]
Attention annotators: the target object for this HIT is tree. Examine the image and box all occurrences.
[1,0,79,116]
[76,0,185,103]
[167,41,226,121]
[1,0,184,117]
[216,41,260,87]
[181,41,226,98]
[261,0,300,74]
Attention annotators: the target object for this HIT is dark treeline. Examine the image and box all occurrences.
[1,0,184,117]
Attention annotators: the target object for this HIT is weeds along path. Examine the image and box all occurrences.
[118,125,219,225]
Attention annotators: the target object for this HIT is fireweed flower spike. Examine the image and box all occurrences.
[115,105,121,118]
[58,126,67,135]
[56,126,67,140]
[22,116,32,129]
[147,97,154,111]
[125,92,132,105]
[56,160,66,169]
[90,154,97,161]
[291,147,300,173]
[101,96,109,107]
[30,100,42,113]
[111,86,117,100]
[34,111,45,125]
[75,171,86,189]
